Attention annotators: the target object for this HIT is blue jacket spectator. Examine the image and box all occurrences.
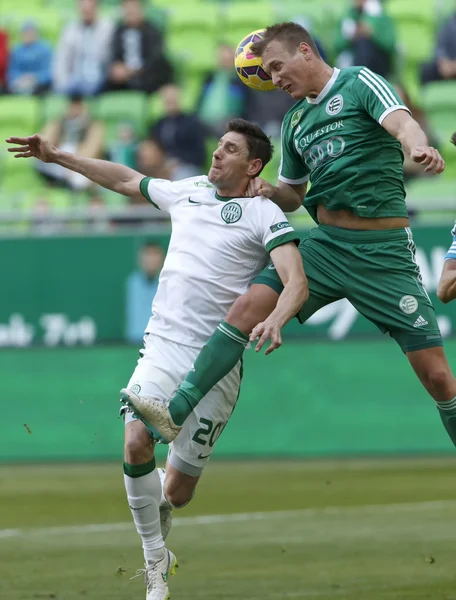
[126,242,165,344]
[7,21,52,95]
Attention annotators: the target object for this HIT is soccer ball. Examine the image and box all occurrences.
[234,29,277,92]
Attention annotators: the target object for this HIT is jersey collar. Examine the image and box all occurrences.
[214,191,236,202]
[306,67,340,105]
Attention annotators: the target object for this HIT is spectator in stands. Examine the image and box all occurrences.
[108,122,138,169]
[53,0,113,96]
[421,10,456,84]
[108,0,173,94]
[149,84,206,179]
[0,28,8,93]
[136,137,176,184]
[7,21,52,95]
[335,0,396,78]
[36,94,104,190]
[125,241,165,344]
[198,43,249,137]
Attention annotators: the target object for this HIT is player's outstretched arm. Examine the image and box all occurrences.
[250,242,308,355]
[437,260,456,303]
[6,134,145,200]
[247,178,306,212]
[381,111,445,175]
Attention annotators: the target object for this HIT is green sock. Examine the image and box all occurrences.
[169,321,248,426]
[123,458,156,478]
[436,397,456,447]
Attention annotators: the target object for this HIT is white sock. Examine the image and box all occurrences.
[158,467,170,508]
[124,468,165,563]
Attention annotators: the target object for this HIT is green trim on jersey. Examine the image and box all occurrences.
[214,191,237,202]
[265,231,300,253]
[140,176,160,209]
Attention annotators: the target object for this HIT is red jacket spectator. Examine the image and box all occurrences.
[0,30,9,90]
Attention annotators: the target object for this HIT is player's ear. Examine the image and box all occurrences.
[248,158,262,178]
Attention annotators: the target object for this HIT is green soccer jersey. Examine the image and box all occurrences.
[279,67,411,223]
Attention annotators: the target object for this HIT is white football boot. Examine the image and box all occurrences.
[132,549,178,600]
[120,388,182,444]
[158,467,173,541]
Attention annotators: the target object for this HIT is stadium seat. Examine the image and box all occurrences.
[422,81,456,140]
[40,95,69,126]
[166,4,219,73]
[5,9,63,46]
[222,2,274,47]
[94,92,149,142]
[0,96,40,134]
[405,177,456,213]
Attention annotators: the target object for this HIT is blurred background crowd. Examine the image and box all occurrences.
[0,0,455,230]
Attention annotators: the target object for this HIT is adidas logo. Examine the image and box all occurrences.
[413,315,428,328]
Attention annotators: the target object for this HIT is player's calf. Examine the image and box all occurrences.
[408,347,456,447]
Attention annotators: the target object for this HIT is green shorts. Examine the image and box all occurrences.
[254,225,442,353]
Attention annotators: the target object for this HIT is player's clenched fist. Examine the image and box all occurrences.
[246,176,275,198]
[410,146,445,175]
[6,134,57,163]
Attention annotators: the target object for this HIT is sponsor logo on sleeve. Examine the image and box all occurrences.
[270,221,290,233]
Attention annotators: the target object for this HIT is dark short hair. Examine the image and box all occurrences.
[251,22,321,59]
[225,118,274,176]
[142,240,164,252]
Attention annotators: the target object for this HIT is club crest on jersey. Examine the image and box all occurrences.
[326,94,344,116]
[221,202,242,224]
[291,109,303,128]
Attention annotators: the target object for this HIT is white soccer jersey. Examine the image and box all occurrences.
[140,175,299,348]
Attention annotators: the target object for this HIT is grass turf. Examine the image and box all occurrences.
[0,459,456,599]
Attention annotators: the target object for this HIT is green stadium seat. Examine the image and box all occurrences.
[222,2,274,48]
[94,92,148,142]
[405,177,456,212]
[422,81,456,140]
[166,4,219,73]
[5,9,63,46]
[0,96,40,134]
[40,95,69,126]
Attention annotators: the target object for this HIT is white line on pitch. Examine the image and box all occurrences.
[1,499,455,541]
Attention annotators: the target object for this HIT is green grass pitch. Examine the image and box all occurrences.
[1,458,456,599]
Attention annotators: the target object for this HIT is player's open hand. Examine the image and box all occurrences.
[410,146,445,175]
[250,318,282,355]
[6,134,56,163]
[246,177,275,198]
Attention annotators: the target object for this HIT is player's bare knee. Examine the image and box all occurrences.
[426,366,454,399]
[124,420,154,463]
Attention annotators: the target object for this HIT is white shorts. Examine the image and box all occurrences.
[124,334,242,477]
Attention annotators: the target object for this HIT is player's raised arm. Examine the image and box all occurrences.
[6,134,145,201]
[381,110,445,175]
[247,177,307,212]
[250,241,308,354]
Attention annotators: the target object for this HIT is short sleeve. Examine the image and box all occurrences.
[255,199,300,253]
[445,222,456,260]
[278,120,310,185]
[139,177,180,212]
[353,68,411,125]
